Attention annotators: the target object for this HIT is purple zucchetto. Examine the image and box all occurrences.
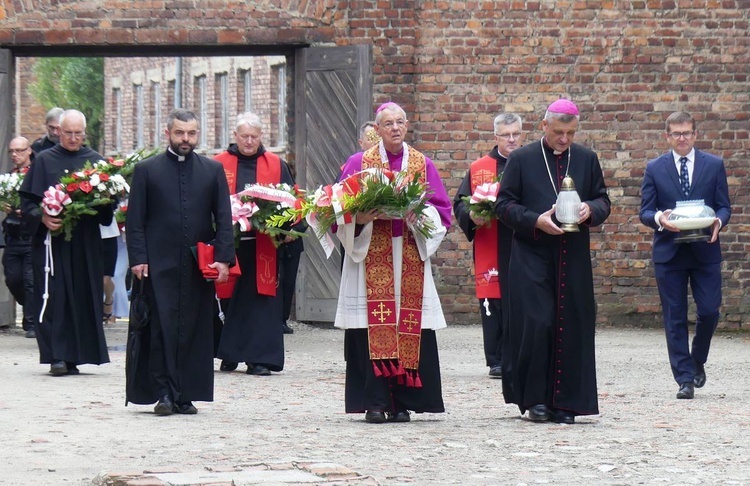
[376,102,402,114]
[546,98,579,116]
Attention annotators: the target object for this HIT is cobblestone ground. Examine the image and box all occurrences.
[1,322,749,485]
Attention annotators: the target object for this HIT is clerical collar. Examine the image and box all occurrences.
[167,147,187,162]
[542,137,570,156]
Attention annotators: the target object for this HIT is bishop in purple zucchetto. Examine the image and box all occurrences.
[546,98,579,116]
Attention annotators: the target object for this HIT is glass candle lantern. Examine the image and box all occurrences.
[555,176,582,232]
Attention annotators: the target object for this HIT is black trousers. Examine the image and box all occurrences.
[280,249,302,322]
[479,298,503,368]
[2,238,35,331]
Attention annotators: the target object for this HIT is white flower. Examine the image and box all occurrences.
[97,183,106,192]
[89,174,100,187]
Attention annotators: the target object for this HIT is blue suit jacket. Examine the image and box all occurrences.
[639,150,731,264]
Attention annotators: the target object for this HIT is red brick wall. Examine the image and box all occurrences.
[2,1,748,327]
[101,56,285,156]
[14,58,47,143]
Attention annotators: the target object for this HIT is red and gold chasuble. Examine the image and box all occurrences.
[215,150,281,296]
[471,156,501,299]
[361,144,426,387]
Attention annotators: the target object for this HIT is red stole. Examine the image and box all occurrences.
[215,150,281,297]
[471,156,501,299]
[362,145,426,387]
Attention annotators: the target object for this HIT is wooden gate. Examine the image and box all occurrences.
[293,45,372,322]
[0,49,16,326]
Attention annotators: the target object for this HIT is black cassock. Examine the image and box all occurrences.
[496,140,610,416]
[126,150,233,404]
[216,145,297,371]
[20,145,112,366]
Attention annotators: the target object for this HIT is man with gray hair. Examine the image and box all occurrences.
[30,107,64,155]
[454,113,524,379]
[20,109,113,376]
[213,112,302,376]
[497,99,610,424]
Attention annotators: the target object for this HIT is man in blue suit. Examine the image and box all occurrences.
[640,111,731,400]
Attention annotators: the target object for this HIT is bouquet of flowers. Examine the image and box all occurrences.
[230,182,307,246]
[0,170,26,211]
[460,175,502,225]
[42,160,130,240]
[109,148,160,185]
[114,201,128,232]
[269,168,436,254]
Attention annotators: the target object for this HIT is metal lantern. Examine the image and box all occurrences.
[555,176,582,232]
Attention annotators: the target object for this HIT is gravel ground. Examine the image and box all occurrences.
[1,322,749,485]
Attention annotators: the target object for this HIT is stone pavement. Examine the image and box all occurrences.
[1,321,749,486]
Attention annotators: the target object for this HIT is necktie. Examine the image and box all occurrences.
[679,156,690,198]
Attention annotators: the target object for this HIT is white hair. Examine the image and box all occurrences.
[236,112,263,131]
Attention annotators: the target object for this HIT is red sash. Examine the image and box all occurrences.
[215,150,281,297]
[471,156,501,299]
[362,145,426,387]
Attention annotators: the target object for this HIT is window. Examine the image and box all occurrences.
[113,88,122,153]
[194,76,207,148]
[215,73,229,149]
[270,63,287,146]
[242,69,253,113]
[134,84,144,150]
[167,80,175,112]
[151,82,161,148]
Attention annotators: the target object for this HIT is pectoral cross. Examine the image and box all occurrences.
[402,312,419,332]
[371,302,392,323]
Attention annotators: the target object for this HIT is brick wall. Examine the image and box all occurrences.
[14,58,46,144]
[101,56,286,156]
[2,0,748,327]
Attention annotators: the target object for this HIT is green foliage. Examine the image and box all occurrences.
[29,58,105,151]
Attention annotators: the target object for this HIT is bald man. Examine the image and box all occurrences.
[3,137,35,337]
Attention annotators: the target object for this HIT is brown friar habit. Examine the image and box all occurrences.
[496,140,610,417]
[125,149,234,405]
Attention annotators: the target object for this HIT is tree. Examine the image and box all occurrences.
[29,57,104,152]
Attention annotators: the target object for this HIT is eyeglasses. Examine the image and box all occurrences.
[496,132,522,140]
[668,131,694,139]
[8,148,30,154]
[381,119,406,130]
[62,130,85,139]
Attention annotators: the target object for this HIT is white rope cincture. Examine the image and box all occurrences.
[483,298,491,317]
[38,231,54,322]
[215,293,225,323]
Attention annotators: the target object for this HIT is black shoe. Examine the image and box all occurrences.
[694,361,706,388]
[154,395,174,415]
[66,364,80,375]
[25,329,36,339]
[387,411,411,423]
[220,360,238,372]
[551,409,575,424]
[365,411,387,423]
[527,404,550,422]
[488,365,502,379]
[50,361,68,376]
[676,382,695,399]
[173,401,198,414]
[282,323,294,334]
[247,364,271,376]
